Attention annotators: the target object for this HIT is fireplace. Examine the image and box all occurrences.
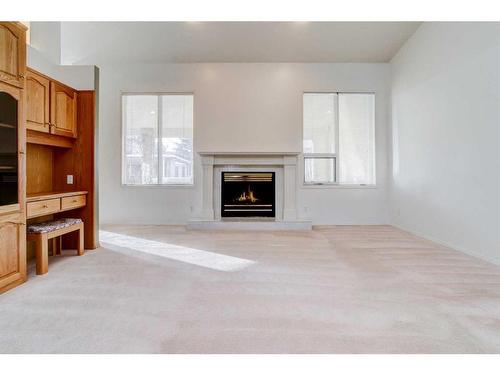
[221,172,275,218]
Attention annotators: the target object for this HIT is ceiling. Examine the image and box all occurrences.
[59,22,421,65]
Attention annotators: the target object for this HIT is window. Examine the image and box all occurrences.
[303,92,375,185]
[122,94,194,185]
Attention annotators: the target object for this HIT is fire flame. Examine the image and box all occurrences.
[235,186,258,203]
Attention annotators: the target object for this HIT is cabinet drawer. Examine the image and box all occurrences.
[27,199,60,218]
[61,195,86,211]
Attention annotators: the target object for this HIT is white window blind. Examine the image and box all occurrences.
[338,93,375,184]
[303,92,375,185]
[122,94,194,185]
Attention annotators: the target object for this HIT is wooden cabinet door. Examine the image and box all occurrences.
[0,81,25,213]
[26,69,50,133]
[0,80,26,294]
[0,22,26,89]
[50,81,77,138]
[0,212,26,292]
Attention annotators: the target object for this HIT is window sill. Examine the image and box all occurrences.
[122,183,195,188]
[301,183,377,190]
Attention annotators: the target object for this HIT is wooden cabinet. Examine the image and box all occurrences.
[0,66,26,294]
[26,69,50,133]
[50,81,77,138]
[26,69,77,139]
[0,22,26,89]
[0,212,26,293]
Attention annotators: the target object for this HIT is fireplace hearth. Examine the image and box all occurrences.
[221,172,275,218]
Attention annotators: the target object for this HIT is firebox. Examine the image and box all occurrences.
[221,172,275,218]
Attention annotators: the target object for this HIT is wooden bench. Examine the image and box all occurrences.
[27,218,84,275]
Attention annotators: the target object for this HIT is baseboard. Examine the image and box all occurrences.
[391,223,500,266]
[186,219,312,231]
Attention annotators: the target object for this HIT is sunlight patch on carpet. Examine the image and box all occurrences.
[99,230,256,272]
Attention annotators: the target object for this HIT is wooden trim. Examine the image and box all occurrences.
[0,204,20,215]
[0,276,25,294]
[12,22,28,31]
[0,211,24,225]
[26,129,74,148]
[0,272,24,291]
[58,203,86,215]
[26,122,50,133]
[0,79,21,99]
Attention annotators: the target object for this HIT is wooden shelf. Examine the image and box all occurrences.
[26,129,74,148]
[26,190,88,203]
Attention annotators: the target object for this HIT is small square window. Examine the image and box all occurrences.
[304,157,336,184]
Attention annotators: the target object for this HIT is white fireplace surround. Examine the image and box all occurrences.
[187,152,312,230]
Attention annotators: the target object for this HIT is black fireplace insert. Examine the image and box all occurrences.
[221,172,275,218]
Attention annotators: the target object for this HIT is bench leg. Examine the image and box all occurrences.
[51,237,61,256]
[51,238,56,256]
[77,224,84,256]
[56,236,62,255]
[35,233,49,275]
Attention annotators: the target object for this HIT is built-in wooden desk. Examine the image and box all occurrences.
[26,191,88,219]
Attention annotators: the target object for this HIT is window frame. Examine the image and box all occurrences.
[302,91,376,188]
[121,92,195,187]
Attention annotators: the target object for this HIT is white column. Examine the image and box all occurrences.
[282,155,298,220]
[200,155,215,220]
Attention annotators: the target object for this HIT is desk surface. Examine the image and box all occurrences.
[26,191,88,203]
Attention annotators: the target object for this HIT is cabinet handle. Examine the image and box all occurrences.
[19,74,25,79]
[42,205,48,208]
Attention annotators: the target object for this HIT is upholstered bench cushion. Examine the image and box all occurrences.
[27,218,83,234]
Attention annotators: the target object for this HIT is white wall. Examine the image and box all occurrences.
[99,63,391,225]
[390,23,500,264]
[28,22,95,90]
[29,22,62,65]
[27,46,95,90]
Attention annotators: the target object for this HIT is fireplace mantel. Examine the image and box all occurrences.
[198,152,300,167]
[198,151,301,156]
[187,152,312,230]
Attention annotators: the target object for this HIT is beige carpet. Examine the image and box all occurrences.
[1,225,500,353]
